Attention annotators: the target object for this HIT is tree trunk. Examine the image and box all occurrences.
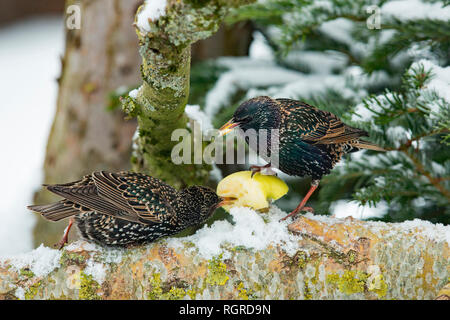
[32,0,142,247]
[191,21,254,63]
[1,214,448,300]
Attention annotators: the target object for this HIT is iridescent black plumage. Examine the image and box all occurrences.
[28,171,223,247]
[220,96,384,219]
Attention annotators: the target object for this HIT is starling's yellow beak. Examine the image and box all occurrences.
[216,196,238,208]
[218,119,239,136]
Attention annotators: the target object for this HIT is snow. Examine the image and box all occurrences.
[129,84,144,100]
[84,258,107,285]
[367,218,450,246]
[352,103,375,122]
[385,126,412,148]
[0,239,126,289]
[411,197,428,208]
[168,205,301,259]
[407,42,440,64]
[65,241,124,284]
[65,240,100,252]
[209,163,223,182]
[305,210,450,246]
[128,88,139,99]
[350,60,449,129]
[185,104,214,133]
[204,21,401,123]
[65,240,125,266]
[330,200,389,219]
[345,66,391,89]
[204,57,305,119]
[0,244,61,278]
[319,18,354,47]
[351,92,395,122]
[204,57,366,121]
[136,0,167,33]
[248,31,275,61]
[270,74,359,101]
[374,176,386,187]
[285,50,347,75]
[382,0,450,21]
[318,16,407,67]
[15,287,26,300]
[430,161,446,177]
[412,60,450,104]
[0,17,64,255]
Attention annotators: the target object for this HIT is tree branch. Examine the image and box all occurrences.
[120,0,255,188]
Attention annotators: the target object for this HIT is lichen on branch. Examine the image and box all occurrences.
[1,210,448,300]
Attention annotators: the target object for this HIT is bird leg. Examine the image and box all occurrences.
[250,163,277,178]
[280,180,320,221]
[55,218,74,250]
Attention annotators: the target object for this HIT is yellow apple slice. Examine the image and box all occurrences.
[216,171,288,211]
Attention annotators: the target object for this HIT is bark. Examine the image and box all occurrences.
[33,0,142,247]
[1,215,448,300]
[121,0,255,189]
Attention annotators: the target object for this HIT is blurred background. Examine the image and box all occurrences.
[0,0,65,254]
[0,0,448,255]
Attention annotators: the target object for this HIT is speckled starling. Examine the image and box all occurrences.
[219,96,384,220]
[28,171,233,248]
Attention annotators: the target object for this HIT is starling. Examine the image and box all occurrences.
[219,96,384,220]
[28,171,234,248]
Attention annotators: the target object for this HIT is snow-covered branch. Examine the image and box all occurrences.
[1,207,448,300]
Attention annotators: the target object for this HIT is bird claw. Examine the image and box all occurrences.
[280,206,314,222]
[55,218,74,250]
[302,206,314,213]
[54,237,68,250]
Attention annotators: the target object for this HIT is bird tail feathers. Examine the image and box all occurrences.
[27,201,80,221]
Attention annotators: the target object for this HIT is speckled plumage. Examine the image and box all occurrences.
[28,171,222,247]
[230,96,384,179]
[221,96,384,219]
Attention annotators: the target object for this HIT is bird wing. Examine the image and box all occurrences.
[91,171,178,224]
[44,171,177,224]
[276,98,368,144]
[44,175,137,221]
